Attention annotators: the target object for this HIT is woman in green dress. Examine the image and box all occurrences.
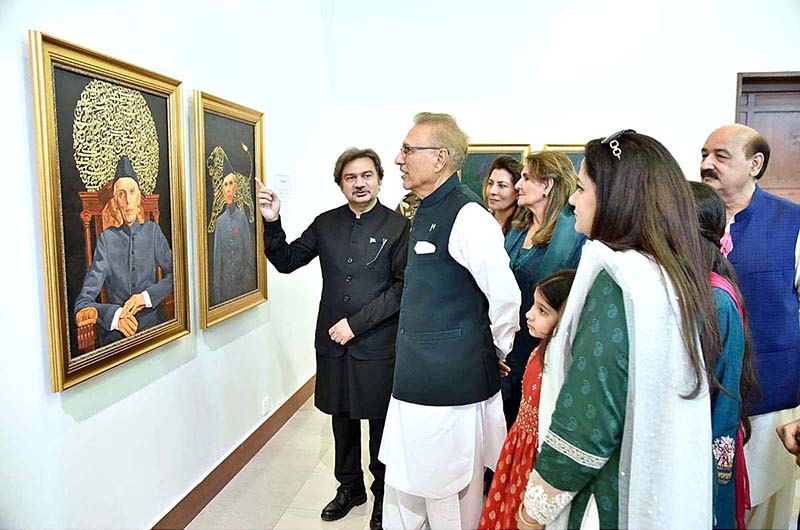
[518,131,722,530]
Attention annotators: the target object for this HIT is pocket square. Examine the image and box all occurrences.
[414,241,436,254]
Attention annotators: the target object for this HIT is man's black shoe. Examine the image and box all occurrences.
[320,489,367,521]
[369,496,383,530]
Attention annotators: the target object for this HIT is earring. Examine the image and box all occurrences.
[542,192,547,198]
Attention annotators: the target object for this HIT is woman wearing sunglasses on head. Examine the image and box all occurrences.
[518,131,718,530]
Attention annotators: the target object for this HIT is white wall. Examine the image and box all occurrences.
[322,0,800,196]
[1,0,798,528]
[0,0,339,528]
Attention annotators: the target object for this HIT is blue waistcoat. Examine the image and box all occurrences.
[728,186,800,415]
[393,174,499,406]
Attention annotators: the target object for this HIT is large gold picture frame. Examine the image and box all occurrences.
[461,144,531,199]
[543,143,585,172]
[29,31,189,391]
[193,91,268,328]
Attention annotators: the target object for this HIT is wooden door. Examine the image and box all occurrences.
[736,72,800,204]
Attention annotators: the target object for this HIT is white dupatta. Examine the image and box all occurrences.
[532,240,712,530]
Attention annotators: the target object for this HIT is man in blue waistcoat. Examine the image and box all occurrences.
[378,113,520,530]
[74,155,174,347]
[701,124,800,529]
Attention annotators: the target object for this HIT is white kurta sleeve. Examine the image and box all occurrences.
[448,202,521,357]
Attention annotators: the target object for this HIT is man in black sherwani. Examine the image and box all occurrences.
[256,148,409,530]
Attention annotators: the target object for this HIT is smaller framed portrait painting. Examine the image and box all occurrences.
[193,91,268,328]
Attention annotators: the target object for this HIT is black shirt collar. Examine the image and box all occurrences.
[346,199,382,221]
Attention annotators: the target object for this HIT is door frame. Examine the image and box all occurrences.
[735,71,800,121]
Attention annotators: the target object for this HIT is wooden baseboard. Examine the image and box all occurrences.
[153,375,316,529]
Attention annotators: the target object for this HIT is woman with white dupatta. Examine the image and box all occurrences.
[517,131,719,530]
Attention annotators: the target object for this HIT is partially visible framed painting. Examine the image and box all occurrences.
[543,144,585,173]
[29,31,190,391]
[461,144,531,200]
[193,91,267,328]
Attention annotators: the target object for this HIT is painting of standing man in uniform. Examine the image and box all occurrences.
[29,31,190,391]
[207,145,257,306]
[193,91,267,328]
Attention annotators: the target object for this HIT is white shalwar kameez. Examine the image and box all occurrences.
[380,203,521,530]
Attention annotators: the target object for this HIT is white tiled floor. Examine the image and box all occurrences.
[187,397,376,530]
[188,396,800,529]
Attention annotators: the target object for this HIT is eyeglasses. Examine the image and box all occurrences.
[601,129,636,160]
[400,144,443,157]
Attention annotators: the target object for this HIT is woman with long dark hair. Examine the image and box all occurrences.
[518,131,719,530]
[691,181,759,529]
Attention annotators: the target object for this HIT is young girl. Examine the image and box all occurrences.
[479,269,576,530]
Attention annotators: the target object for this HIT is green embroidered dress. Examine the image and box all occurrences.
[526,241,712,530]
[534,269,629,529]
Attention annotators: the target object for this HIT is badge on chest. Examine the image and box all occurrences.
[366,237,388,266]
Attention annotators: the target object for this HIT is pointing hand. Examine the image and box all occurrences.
[255,178,281,222]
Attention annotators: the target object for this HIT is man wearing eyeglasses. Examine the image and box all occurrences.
[701,124,800,530]
[257,147,410,530]
[378,113,521,530]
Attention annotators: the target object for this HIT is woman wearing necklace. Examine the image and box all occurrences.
[501,150,586,428]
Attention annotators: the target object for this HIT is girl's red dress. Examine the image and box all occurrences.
[479,348,544,530]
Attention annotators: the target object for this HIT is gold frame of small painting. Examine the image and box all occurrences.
[461,144,531,198]
[543,144,585,172]
[29,31,189,391]
[193,91,268,328]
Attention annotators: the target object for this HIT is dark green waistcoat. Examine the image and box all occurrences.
[393,174,500,406]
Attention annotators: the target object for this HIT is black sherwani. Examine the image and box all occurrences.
[264,200,409,497]
[263,201,409,419]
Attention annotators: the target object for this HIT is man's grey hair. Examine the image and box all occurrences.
[413,112,469,171]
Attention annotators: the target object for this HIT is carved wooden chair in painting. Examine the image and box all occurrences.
[74,180,174,353]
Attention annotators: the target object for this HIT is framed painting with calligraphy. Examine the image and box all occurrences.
[193,91,267,328]
[29,31,189,391]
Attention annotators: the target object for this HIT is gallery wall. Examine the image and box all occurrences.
[321,0,800,199]
[1,0,799,528]
[0,0,343,528]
